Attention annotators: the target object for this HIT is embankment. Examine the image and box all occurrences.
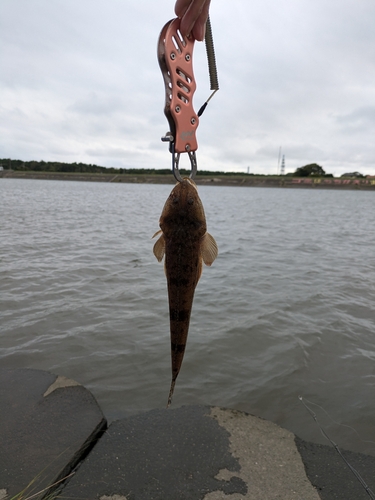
[1,170,375,189]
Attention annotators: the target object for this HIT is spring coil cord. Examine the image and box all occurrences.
[198,16,219,117]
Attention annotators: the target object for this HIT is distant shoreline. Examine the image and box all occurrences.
[1,170,375,189]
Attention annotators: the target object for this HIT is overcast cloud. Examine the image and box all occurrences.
[1,0,375,175]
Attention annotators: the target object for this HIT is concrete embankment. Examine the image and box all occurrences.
[1,170,375,189]
[1,368,375,499]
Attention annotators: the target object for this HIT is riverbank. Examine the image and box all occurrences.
[2,169,375,189]
[1,368,375,499]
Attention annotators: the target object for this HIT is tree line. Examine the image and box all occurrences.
[0,158,170,175]
[0,158,261,176]
[288,163,333,177]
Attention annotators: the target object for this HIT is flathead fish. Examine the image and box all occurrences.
[153,177,218,407]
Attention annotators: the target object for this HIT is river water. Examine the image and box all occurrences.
[1,178,374,455]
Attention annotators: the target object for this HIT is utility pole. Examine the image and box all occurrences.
[280,155,285,176]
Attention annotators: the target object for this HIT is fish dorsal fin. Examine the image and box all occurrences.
[201,233,218,266]
[153,232,165,262]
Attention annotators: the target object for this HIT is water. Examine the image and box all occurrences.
[1,178,375,455]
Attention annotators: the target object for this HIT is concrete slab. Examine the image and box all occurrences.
[0,368,107,499]
[296,437,375,500]
[60,405,320,500]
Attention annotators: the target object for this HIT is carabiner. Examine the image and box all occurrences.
[171,143,197,182]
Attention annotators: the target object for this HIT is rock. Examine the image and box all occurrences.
[0,368,106,498]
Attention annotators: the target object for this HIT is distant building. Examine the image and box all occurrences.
[341,171,363,177]
[0,166,3,171]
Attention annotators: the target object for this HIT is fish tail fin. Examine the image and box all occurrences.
[166,378,177,408]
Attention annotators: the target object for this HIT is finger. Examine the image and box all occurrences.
[191,0,211,41]
[179,0,209,39]
[174,0,192,17]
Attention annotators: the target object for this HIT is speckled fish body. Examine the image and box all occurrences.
[153,178,218,407]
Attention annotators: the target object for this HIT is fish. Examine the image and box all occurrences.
[153,177,218,407]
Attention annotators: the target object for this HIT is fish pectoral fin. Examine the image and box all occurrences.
[152,229,162,239]
[201,233,218,266]
[153,232,165,262]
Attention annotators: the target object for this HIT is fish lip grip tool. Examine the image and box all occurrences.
[158,18,199,182]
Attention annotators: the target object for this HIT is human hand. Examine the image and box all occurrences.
[174,0,211,41]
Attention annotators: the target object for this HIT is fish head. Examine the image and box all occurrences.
[159,177,207,237]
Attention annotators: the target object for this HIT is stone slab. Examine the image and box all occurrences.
[60,405,320,500]
[0,368,107,499]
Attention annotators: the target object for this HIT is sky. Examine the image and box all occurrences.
[1,0,375,176]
